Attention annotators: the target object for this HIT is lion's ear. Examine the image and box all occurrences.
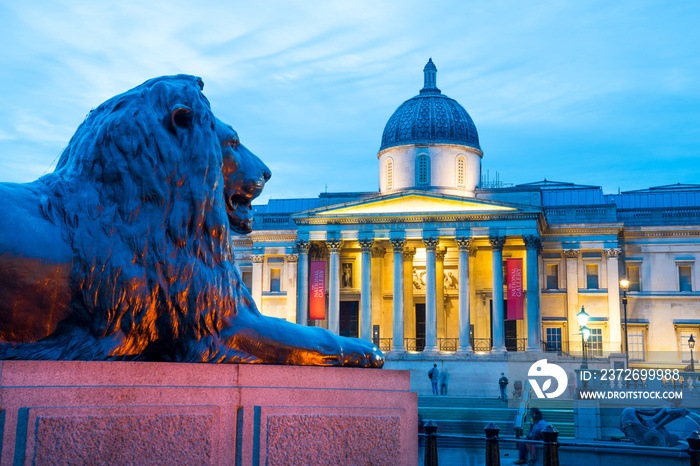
[170,105,193,132]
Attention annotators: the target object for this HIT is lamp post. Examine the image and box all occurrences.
[690,335,696,372]
[620,277,630,368]
[577,306,590,369]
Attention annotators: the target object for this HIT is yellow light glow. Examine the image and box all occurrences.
[318,194,516,216]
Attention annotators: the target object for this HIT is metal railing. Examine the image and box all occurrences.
[506,338,527,352]
[422,421,561,466]
[374,338,392,352]
[472,338,493,352]
[405,338,425,352]
[541,340,622,358]
[421,420,700,466]
[438,338,459,352]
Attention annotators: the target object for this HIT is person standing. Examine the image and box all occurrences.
[429,364,440,395]
[440,369,449,396]
[498,372,509,402]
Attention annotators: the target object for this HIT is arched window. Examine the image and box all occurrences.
[456,157,466,186]
[416,155,429,186]
[386,158,394,190]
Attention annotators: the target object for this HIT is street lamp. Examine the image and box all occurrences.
[689,335,696,372]
[577,306,590,369]
[620,277,630,368]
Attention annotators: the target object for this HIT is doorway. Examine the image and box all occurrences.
[415,303,426,351]
[339,301,359,338]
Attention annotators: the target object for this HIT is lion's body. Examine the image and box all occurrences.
[0,75,383,367]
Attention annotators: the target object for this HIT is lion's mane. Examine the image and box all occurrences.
[29,75,253,362]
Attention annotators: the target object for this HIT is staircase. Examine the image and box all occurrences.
[525,398,576,438]
[418,396,576,440]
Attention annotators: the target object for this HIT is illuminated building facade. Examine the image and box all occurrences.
[233,60,700,369]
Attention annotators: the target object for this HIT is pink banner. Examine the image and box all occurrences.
[309,261,326,320]
[507,258,524,320]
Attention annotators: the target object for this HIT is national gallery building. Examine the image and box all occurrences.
[233,60,700,368]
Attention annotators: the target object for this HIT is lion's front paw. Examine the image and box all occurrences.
[338,336,384,368]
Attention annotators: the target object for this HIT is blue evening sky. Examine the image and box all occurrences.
[1,1,698,202]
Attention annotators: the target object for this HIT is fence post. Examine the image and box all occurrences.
[424,420,438,466]
[484,422,500,466]
[688,431,700,466]
[541,425,560,466]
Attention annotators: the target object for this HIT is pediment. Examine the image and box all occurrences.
[295,192,525,219]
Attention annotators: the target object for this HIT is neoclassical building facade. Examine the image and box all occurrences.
[233,61,700,368]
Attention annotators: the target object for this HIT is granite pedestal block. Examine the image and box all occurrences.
[0,361,417,465]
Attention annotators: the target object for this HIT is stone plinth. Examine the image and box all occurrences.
[0,361,416,465]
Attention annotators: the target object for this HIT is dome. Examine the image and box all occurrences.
[379,59,480,153]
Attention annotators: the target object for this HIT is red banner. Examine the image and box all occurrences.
[309,261,326,320]
[507,258,524,320]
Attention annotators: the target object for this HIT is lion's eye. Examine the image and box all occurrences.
[226,138,240,148]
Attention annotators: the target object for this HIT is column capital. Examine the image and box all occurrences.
[605,248,621,258]
[403,247,416,260]
[489,236,506,251]
[295,239,310,254]
[455,236,472,251]
[435,247,447,261]
[423,237,439,250]
[326,239,343,253]
[358,238,374,252]
[285,254,298,263]
[251,254,264,263]
[371,246,386,258]
[523,234,542,252]
[564,249,580,259]
[390,237,405,251]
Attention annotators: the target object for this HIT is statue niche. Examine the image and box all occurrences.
[0,75,383,368]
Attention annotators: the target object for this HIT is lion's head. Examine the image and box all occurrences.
[31,75,271,359]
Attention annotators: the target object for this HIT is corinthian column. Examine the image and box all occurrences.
[251,253,264,311]
[390,238,405,352]
[564,249,580,347]
[456,237,472,353]
[403,247,416,344]
[358,238,374,342]
[606,248,622,351]
[295,240,310,326]
[490,236,507,352]
[423,237,440,353]
[327,239,342,335]
[524,235,542,351]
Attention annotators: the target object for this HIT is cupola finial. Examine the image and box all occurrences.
[421,58,440,94]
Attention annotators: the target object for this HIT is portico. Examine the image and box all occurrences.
[292,190,545,354]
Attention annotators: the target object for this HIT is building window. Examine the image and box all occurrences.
[242,270,252,291]
[626,266,641,292]
[628,329,645,361]
[545,327,562,352]
[416,155,429,186]
[588,328,603,357]
[269,268,281,292]
[386,158,393,190]
[679,329,698,362]
[586,263,599,289]
[456,157,465,186]
[679,265,693,292]
[545,264,559,290]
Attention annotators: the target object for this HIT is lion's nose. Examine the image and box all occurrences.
[244,181,264,196]
[263,169,271,182]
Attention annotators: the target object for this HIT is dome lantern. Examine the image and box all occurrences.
[421,58,440,94]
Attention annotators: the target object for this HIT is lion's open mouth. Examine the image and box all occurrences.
[227,193,254,234]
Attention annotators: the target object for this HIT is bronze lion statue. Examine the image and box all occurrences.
[0,75,383,367]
